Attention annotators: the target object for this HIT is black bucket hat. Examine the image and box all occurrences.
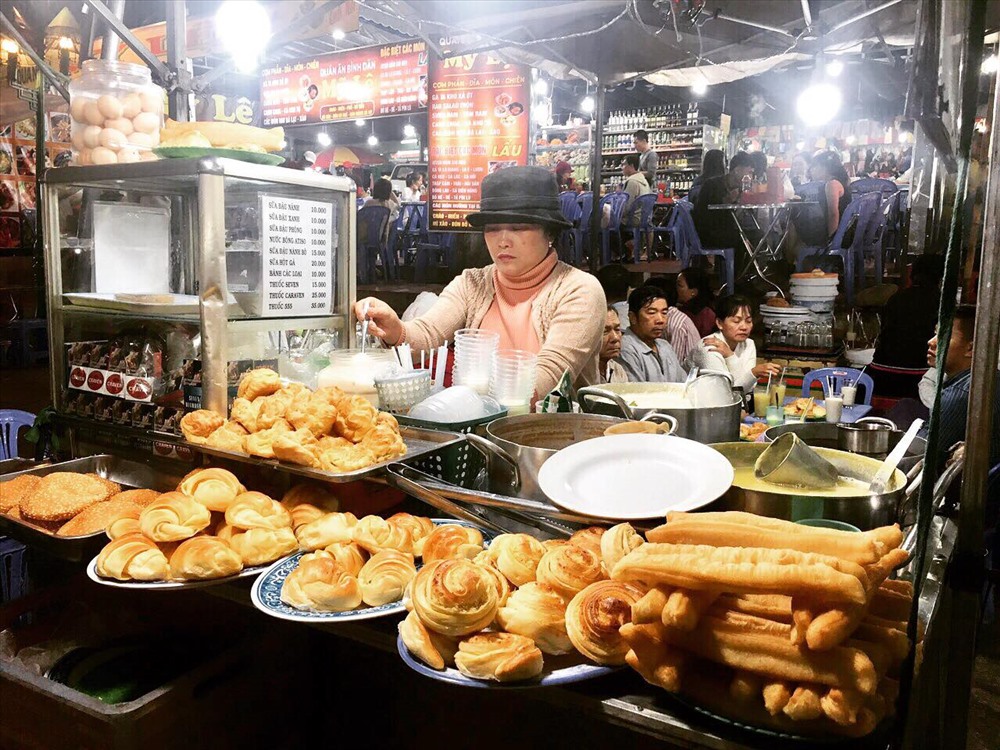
[466,165,572,229]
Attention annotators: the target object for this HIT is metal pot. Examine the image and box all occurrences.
[764,421,926,474]
[708,441,909,530]
[837,417,898,455]
[577,381,742,444]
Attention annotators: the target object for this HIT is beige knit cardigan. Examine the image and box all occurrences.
[402,261,607,395]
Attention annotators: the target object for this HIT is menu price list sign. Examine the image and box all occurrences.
[260,41,428,127]
[261,195,335,317]
[428,54,530,231]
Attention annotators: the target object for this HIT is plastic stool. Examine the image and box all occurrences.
[0,536,29,603]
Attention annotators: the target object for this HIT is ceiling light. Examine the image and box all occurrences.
[796,83,842,127]
[690,79,708,95]
[367,133,378,146]
[58,36,74,50]
[403,123,416,138]
[355,118,366,127]
[533,78,548,97]
[317,132,331,147]
[332,28,346,40]
[580,95,595,113]
[1,39,19,55]
[215,1,271,73]
[983,54,999,75]
[825,59,844,77]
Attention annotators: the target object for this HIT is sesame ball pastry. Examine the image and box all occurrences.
[19,472,117,521]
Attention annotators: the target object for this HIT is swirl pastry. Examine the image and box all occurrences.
[180,410,224,444]
[566,580,646,665]
[472,554,512,608]
[280,551,363,612]
[177,468,245,513]
[236,368,282,401]
[410,559,500,637]
[360,423,407,462]
[96,534,169,581]
[535,544,606,601]
[139,492,212,542]
[568,526,606,557]
[204,423,248,452]
[272,431,321,468]
[542,539,570,552]
[387,513,436,556]
[600,523,644,574]
[454,632,544,683]
[168,536,243,580]
[358,549,418,606]
[225,492,292,530]
[281,483,340,527]
[497,582,573,655]
[333,395,378,442]
[353,514,414,555]
[399,610,450,670]
[295,511,359,551]
[323,542,367,576]
[420,524,484,563]
[106,506,142,539]
[230,398,263,433]
[228,526,298,565]
[488,533,546,587]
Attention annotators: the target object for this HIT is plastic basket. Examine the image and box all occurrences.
[0,536,29,603]
[394,410,505,487]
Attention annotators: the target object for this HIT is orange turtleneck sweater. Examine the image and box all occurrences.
[479,250,559,353]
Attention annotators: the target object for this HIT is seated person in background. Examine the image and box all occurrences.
[692,151,754,253]
[619,155,652,258]
[362,177,401,243]
[792,150,852,247]
[789,151,812,190]
[596,263,632,330]
[675,266,717,337]
[644,276,701,363]
[688,149,726,206]
[685,294,780,393]
[599,306,629,384]
[749,151,768,186]
[554,160,577,192]
[617,285,686,383]
[400,172,424,201]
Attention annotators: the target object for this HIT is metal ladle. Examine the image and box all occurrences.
[754,432,840,489]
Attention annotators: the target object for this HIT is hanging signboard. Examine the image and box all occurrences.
[260,41,428,127]
[427,53,530,231]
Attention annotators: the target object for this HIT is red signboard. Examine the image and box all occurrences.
[428,54,530,231]
[260,41,428,127]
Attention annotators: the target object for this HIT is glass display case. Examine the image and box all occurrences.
[41,157,356,447]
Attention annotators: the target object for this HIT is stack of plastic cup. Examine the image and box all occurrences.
[453,328,499,395]
[490,349,538,416]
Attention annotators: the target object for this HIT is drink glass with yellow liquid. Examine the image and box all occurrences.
[753,385,770,417]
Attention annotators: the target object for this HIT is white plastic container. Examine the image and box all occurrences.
[317,350,396,407]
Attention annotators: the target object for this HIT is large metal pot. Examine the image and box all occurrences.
[577,381,742,444]
[763,421,926,474]
[837,417,898,455]
[708,441,908,530]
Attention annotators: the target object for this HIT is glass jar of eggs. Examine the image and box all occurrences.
[68,59,164,166]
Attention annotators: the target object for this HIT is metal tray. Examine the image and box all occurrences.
[0,455,185,561]
[190,426,464,484]
[0,458,47,476]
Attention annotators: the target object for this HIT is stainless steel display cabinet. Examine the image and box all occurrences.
[42,157,357,418]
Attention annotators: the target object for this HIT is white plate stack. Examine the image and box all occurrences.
[759,302,815,329]
[789,274,839,313]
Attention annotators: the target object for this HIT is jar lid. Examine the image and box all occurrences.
[81,59,153,80]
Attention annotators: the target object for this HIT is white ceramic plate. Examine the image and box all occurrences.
[537,434,734,520]
[86,557,271,590]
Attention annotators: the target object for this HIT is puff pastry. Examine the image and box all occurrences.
[359,423,407,462]
[280,551,363,612]
[566,580,646,665]
[20,472,116,521]
[225,491,293,530]
[139,492,212,542]
[488,533,547,587]
[420,523,484,563]
[568,526,606,557]
[168,536,243,580]
[295,511,359,551]
[317,441,377,473]
[411,559,501,637]
[105,506,142,539]
[323,541,367,576]
[58,497,143,537]
[236,367,282,401]
[281,483,340,527]
[256,388,296,430]
[180,409,225,444]
[244,426,292,459]
[399,610,447,670]
[454,632,544,683]
[333,395,378,442]
[177,468,246,513]
[353,514,414,555]
[600,523,645,574]
[272,431,321,467]
[473,555,512,608]
[386,513,436,556]
[230,397,263,433]
[358,549,418,606]
[205,423,248,452]
[96,533,169,581]
[497,582,573,655]
[535,544,606,601]
[288,393,338,437]
[228,526,298,565]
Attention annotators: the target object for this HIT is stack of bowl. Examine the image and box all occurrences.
[789,271,839,313]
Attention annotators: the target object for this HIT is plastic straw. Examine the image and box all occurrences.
[766,371,773,395]
[434,343,447,388]
[778,366,786,387]
[420,350,425,370]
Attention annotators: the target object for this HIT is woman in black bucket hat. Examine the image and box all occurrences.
[354,166,606,396]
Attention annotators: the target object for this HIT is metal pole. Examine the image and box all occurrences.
[88,0,172,83]
[99,0,126,61]
[165,0,191,121]
[0,14,69,100]
[588,82,605,275]
[714,13,796,38]
[800,0,813,28]
[827,0,905,34]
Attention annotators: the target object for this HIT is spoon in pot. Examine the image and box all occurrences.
[869,418,924,494]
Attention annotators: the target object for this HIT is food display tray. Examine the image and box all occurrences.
[0,455,185,561]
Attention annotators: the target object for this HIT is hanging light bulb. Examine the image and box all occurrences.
[355,118,366,127]
[796,83,842,127]
[316,132,331,148]
[215,0,271,73]
[403,122,416,138]
[581,95,595,113]
[533,78,549,97]
[332,28,346,40]
[825,59,844,77]
[368,133,379,146]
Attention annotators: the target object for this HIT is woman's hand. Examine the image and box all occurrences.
[703,335,733,358]
[752,362,782,379]
[353,297,403,344]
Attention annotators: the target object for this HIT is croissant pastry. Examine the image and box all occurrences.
[497,582,573,655]
[323,541,367,576]
[280,551,363,612]
[180,410,224,444]
[272,431,321,468]
[454,632,544,683]
[295,511,359,550]
[106,506,142,539]
[228,526,298,565]
[225,492,292,530]
[535,543,606,601]
[410,559,500,637]
[281,483,340,527]
[236,367,282,401]
[420,524,485,563]
[230,398,263,433]
[566,580,646,665]
[568,526,606,557]
[358,549,418,606]
[204,423,248,452]
[139,492,212,542]
[96,534,169,581]
[169,536,243,580]
[600,523,645,574]
[386,513,436,556]
[177,468,246,513]
[488,533,547,587]
[353,514,414,555]
[333,395,378,442]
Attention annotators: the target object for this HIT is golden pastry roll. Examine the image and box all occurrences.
[139,491,212,542]
[58,497,143,537]
[600,522,644,574]
[296,511,359,551]
[410,559,500,637]
[487,533,546,587]
[353,514,414,555]
[386,513,435,555]
[357,549,417,607]
[225,491,292,530]
[168,536,243,580]
[419,523,484,563]
[96,533,169,581]
[566,580,646,665]
[535,543,606,601]
[280,551,362,612]
[567,526,606,557]
[323,541,367,577]
[399,610,449,670]
[496,581,572,655]
[177,468,245,513]
[453,632,544,683]
[162,119,285,152]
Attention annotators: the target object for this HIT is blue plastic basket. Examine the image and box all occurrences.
[0,536,29,603]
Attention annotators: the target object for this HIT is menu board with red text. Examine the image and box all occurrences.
[428,54,530,231]
[260,41,428,127]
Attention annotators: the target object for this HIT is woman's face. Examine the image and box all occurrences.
[717,306,753,345]
[483,224,551,276]
[676,274,696,305]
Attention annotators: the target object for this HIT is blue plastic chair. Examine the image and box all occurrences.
[356,205,392,284]
[558,191,583,264]
[672,201,735,295]
[801,368,874,405]
[625,193,659,262]
[599,192,629,265]
[850,177,899,200]
[573,192,593,266]
[0,409,34,461]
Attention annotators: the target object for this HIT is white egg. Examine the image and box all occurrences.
[121,93,142,119]
[97,94,123,121]
[82,125,103,149]
[104,117,134,136]
[70,97,88,123]
[139,90,162,114]
[118,147,140,163]
[71,127,87,150]
[127,131,153,148]
[99,127,127,151]
[90,147,118,165]
[83,100,105,126]
[132,111,160,134]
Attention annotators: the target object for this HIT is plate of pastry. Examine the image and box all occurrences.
[86,556,270,590]
[250,518,493,623]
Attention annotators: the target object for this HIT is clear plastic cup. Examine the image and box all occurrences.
[453,328,499,395]
[490,349,538,415]
[841,381,857,406]
[825,395,844,423]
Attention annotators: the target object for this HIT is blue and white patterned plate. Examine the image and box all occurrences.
[250,518,493,623]
[397,634,620,688]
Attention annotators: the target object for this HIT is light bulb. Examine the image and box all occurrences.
[403,123,416,138]
[317,132,331,147]
[58,36,74,50]
[983,54,999,75]
[581,95,595,113]
[1,39,19,54]
[691,79,708,95]
[355,118,366,127]
[533,79,548,97]
[216,1,270,73]
[825,59,844,77]
[368,134,378,146]
[796,83,842,127]
[332,28,346,40]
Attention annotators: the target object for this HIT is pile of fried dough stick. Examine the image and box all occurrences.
[611,511,918,738]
